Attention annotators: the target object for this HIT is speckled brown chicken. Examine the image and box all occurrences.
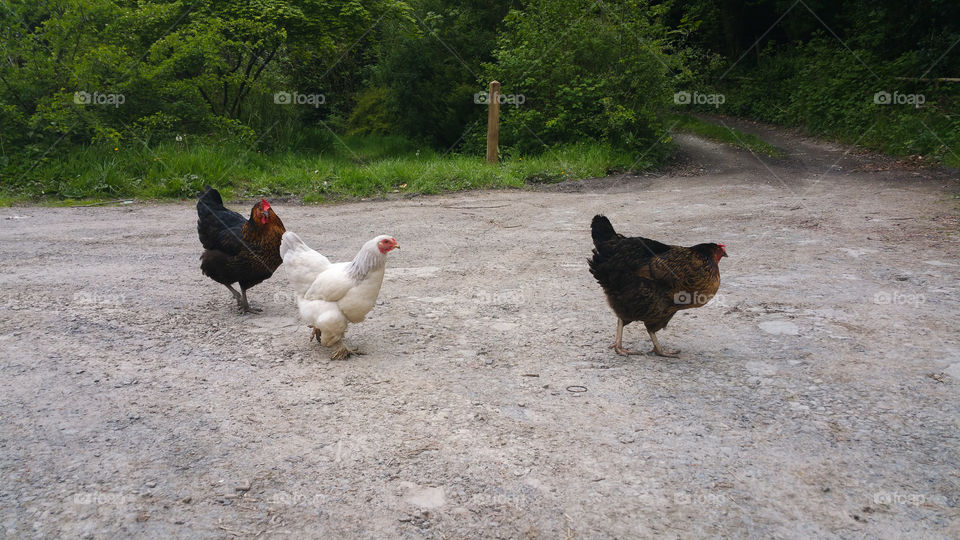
[197,186,286,313]
[588,215,727,357]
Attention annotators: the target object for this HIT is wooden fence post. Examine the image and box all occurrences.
[486,80,500,164]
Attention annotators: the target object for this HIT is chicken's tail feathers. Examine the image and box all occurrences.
[280,231,308,261]
[196,185,224,214]
[591,215,617,247]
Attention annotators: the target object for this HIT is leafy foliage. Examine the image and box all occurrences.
[365,0,514,148]
[0,0,413,188]
[671,0,960,166]
[2,0,959,202]
[483,0,677,156]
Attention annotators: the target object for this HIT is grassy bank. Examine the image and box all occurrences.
[0,115,797,205]
[0,135,659,205]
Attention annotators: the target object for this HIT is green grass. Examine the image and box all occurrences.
[0,135,656,205]
[665,113,783,158]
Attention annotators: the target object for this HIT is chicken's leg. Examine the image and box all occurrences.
[308,325,321,343]
[647,330,680,358]
[609,319,642,356]
[225,284,243,306]
[238,287,262,314]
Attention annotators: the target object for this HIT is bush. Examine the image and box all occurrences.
[347,87,396,136]
[482,0,677,157]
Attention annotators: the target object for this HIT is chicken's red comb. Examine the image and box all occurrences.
[260,199,271,211]
[718,243,726,248]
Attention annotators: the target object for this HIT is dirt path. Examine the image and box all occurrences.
[1,123,958,538]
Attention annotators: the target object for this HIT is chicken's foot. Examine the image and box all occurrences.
[237,288,262,314]
[609,319,642,356]
[330,343,361,361]
[308,325,322,343]
[647,330,680,358]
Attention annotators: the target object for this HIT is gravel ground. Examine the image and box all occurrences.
[1,121,958,538]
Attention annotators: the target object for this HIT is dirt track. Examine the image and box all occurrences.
[1,120,959,538]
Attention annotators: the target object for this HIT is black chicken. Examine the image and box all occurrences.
[197,186,286,313]
[589,215,727,357]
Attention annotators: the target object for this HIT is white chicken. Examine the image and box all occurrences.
[280,231,399,360]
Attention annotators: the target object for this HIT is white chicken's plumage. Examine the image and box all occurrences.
[280,231,398,358]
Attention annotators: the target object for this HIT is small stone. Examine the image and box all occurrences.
[181,496,192,504]
[145,481,157,488]
[235,481,252,492]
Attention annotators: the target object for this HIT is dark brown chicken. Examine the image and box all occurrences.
[588,215,727,357]
[197,186,285,313]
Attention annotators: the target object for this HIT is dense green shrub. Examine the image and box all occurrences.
[482,0,677,157]
[366,0,513,149]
